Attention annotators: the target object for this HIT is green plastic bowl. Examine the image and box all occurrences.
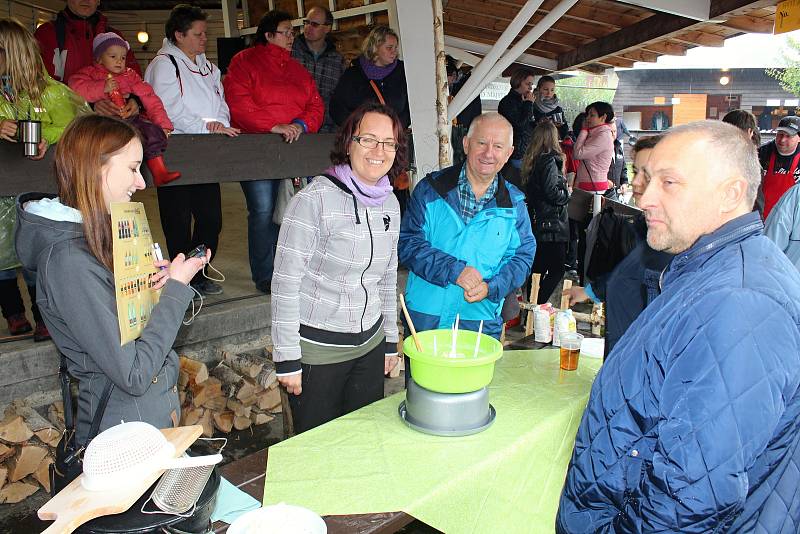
[403,329,503,394]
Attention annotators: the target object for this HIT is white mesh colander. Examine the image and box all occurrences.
[81,422,222,492]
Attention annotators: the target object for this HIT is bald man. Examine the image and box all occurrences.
[398,112,535,341]
[558,120,800,533]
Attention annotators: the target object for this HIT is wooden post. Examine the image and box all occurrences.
[524,273,541,337]
[432,0,451,168]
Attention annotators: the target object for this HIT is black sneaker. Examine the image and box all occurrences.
[192,279,223,296]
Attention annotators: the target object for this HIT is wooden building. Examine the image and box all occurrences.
[613,67,799,132]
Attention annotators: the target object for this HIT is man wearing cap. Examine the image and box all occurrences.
[757,115,800,219]
[35,0,141,117]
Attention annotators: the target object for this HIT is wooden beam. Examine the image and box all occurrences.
[444,20,573,54]
[721,14,774,33]
[641,40,688,55]
[444,12,590,50]
[445,27,559,60]
[1,134,338,195]
[617,49,660,63]
[672,30,726,47]
[556,0,765,70]
[600,56,636,68]
[446,3,610,39]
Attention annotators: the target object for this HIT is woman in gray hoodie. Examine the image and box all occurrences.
[271,103,406,433]
[16,114,209,447]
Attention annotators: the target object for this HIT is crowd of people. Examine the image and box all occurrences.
[3,1,800,529]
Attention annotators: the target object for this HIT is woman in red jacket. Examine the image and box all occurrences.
[223,10,323,293]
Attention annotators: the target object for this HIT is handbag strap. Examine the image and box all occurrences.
[59,352,114,443]
[369,80,387,105]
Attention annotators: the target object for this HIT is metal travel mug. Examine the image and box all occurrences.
[18,120,42,157]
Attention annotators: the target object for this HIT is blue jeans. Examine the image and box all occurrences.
[239,179,280,286]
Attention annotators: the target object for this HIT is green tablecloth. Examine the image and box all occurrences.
[263,349,601,533]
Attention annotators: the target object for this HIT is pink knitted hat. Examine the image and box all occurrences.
[92,32,130,59]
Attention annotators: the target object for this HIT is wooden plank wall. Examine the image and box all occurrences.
[246,0,389,64]
[103,10,231,73]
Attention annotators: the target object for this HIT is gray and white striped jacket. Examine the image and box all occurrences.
[271,174,400,371]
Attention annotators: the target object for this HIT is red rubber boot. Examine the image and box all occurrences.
[146,156,181,187]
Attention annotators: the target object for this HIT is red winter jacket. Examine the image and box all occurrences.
[223,43,323,134]
[35,10,141,84]
[68,64,172,130]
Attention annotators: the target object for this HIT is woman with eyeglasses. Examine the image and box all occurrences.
[271,103,406,433]
[223,10,323,294]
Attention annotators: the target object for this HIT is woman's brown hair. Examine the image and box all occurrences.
[521,121,564,183]
[330,102,408,182]
[55,114,141,271]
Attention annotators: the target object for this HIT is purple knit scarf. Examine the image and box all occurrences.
[358,55,398,81]
[326,164,393,207]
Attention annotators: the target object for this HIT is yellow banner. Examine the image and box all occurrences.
[776,0,800,35]
[110,202,160,345]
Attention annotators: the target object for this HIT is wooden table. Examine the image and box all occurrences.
[212,449,422,534]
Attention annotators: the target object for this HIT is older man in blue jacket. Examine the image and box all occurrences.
[398,112,535,340]
[557,120,800,533]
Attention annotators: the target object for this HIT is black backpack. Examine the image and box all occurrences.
[585,207,638,282]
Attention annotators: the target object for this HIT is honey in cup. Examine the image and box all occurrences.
[559,332,583,371]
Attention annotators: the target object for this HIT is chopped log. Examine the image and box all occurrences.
[198,410,214,438]
[8,445,48,482]
[257,387,282,411]
[47,402,65,431]
[0,443,14,463]
[178,390,187,405]
[222,350,266,379]
[250,410,275,426]
[178,369,190,389]
[233,416,252,431]
[191,377,222,408]
[7,401,53,433]
[236,378,260,405]
[0,466,6,490]
[181,406,204,426]
[202,396,227,412]
[180,356,208,385]
[34,428,61,448]
[226,399,252,419]
[33,456,53,493]
[210,362,244,396]
[254,359,277,389]
[212,410,234,433]
[0,415,33,444]
[0,481,38,503]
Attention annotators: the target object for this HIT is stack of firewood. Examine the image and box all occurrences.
[178,349,282,437]
[0,400,63,503]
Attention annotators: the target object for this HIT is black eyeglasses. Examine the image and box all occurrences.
[303,19,331,28]
[352,136,399,152]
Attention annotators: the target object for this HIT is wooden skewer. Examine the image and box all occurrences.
[399,293,423,352]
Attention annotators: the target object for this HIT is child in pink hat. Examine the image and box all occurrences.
[69,32,181,186]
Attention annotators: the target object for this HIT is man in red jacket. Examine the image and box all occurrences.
[35,0,141,117]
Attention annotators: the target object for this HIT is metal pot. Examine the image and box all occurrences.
[76,454,220,533]
[400,378,495,436]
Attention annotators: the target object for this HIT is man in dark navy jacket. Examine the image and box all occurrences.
[558,120,800,533]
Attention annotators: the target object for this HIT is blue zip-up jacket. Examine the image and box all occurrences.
[398,164,535,338]
[557,211,800,533]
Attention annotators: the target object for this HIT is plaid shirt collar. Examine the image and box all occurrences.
[457,164,498,224]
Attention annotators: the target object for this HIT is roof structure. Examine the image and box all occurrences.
[97,0,781,74]
[442,0,779,73]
